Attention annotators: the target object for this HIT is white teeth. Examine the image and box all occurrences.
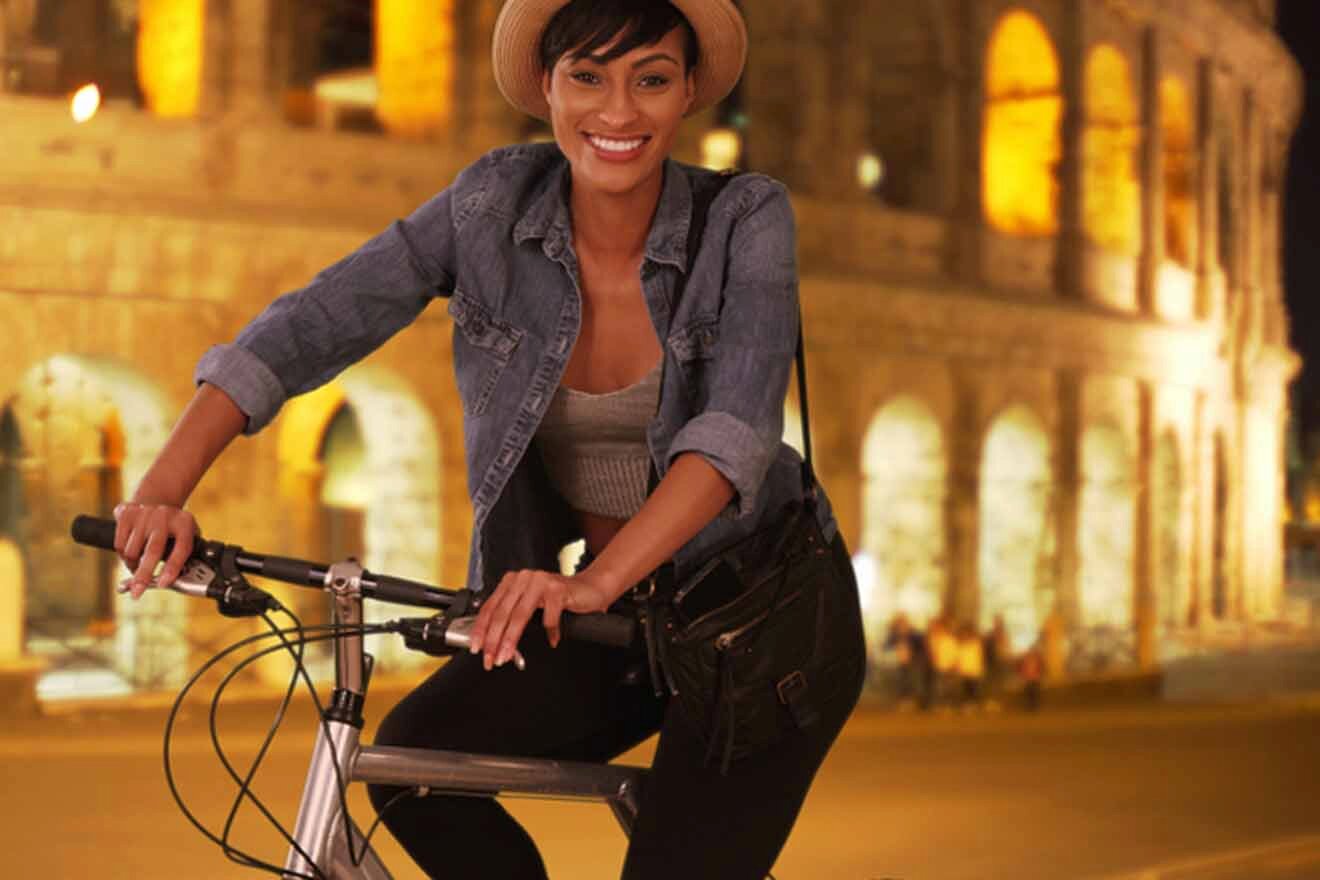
[588,135,646,153]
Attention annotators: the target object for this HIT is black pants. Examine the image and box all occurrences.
[367,536,867,879]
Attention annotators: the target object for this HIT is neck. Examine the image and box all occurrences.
[569,167,665,261]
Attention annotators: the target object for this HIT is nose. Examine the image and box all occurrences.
[596,82,640,129]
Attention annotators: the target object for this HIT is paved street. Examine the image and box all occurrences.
[3,693,1318,879]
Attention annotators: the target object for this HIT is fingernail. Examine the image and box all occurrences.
[497,648,510,666]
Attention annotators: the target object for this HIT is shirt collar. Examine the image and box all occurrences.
[513,158,693,272]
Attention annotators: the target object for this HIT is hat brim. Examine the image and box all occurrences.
[492,0,748,122]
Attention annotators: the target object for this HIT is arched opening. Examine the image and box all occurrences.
[7,0,143,102]
[858,398,946,641]
[137,0,204,117]
[278,366,441,672]
[1153,431,1189,627]
[1212,434,1229,619]
[1078,424,1135,629]
[983,10,1062,236]
[281,0,456,137]
[977,406,1054,651]
[1083,44,1141,254]
[1161,77,1196,266]
[6,356,179,699]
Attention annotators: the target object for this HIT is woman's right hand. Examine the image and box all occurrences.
[113,502,200,599]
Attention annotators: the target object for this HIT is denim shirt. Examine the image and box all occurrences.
[195,143,837,592]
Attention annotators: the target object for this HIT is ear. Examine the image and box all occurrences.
[682,69,696,115]
[541,68,554,106]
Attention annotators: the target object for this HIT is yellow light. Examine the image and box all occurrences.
[1083,44,1141,254]
[137,0,205,118]
[700,127,742,171]
[376,0,455,138]
[71,84,101,123]
[983,11,1062,236]
[857,153,884,191]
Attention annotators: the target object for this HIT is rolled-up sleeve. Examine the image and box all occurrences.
[666,180,799,518]
[194,169,472,434]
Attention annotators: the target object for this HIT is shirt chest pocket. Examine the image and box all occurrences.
[449,290,524,416]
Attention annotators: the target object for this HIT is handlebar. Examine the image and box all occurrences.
[70,514,636,649]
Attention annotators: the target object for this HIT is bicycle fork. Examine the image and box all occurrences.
[284,560,392,880]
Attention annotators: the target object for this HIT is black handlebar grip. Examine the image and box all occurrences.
[71,515,118,551]
[560,612,636,649]
[71,514,183,561]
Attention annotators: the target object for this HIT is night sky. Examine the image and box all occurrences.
[1279,1,1320,437]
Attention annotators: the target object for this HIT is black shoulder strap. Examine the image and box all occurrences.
[673,170,815,500]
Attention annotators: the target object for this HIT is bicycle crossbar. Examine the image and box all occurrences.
[353,745,644,802]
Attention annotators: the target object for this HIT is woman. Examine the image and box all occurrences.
[112,1,866,877]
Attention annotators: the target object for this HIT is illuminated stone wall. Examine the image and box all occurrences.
[0,0,1299,703]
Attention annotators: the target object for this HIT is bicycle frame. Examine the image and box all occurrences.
[283,560,647,880]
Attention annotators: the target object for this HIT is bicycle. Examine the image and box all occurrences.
[71,514,644,880]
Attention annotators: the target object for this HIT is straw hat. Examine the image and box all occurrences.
[492,0,748,121]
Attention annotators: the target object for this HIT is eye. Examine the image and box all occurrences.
[639,74,670,88]
[570,70,600,85]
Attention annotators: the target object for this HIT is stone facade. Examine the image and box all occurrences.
[0,0,1302,699]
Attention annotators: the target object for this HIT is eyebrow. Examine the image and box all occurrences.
[581,51,680,69]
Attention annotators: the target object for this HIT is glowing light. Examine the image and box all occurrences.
[983,11,1062,236]
[137,0,205,118]
[979,406,1054,652]
[861,398,946,631]
[1077,425,1135,627]
[857,153,885,191]
[1083,45,1141,254]
[377,0,455,138]
[701,127,742,171]
[70,84,101,123]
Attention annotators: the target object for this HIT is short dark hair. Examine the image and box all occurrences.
[539,0,699,76]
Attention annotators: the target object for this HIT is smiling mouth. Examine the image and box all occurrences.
[584,133,651,153]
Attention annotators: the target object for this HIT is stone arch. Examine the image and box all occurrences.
[278,365,441,671]
[977,405,1054,651]
[5,355,181,697]
[859,1,950,209]
[1083,44,1141,254]
[1077,423,1135,628]
[983,9,1062,236]
[858,396,947,634]
[1153,430,1190,627]
[1161,77,1197,266]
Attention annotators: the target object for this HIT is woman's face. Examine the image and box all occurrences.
[541,26,695,198]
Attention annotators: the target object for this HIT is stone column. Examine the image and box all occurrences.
[740,0,803,189]
[1242,91,1263,345]
[1189,390,1206,625]
[947,0,985,285]
[1053,0,1086,300]
[946,370,982,624]
[1053,369,1083,630]
[1137,27,1164,316]
[462,0,522,150]
[1134,382,1156,668]
[1194,59,1217,321]
[227,0,278,121]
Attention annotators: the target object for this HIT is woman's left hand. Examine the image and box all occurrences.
[468,568,619,670]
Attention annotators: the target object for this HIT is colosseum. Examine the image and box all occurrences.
[0,0,1302,706]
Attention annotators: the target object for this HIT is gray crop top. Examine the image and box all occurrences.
[535,362,661,520]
